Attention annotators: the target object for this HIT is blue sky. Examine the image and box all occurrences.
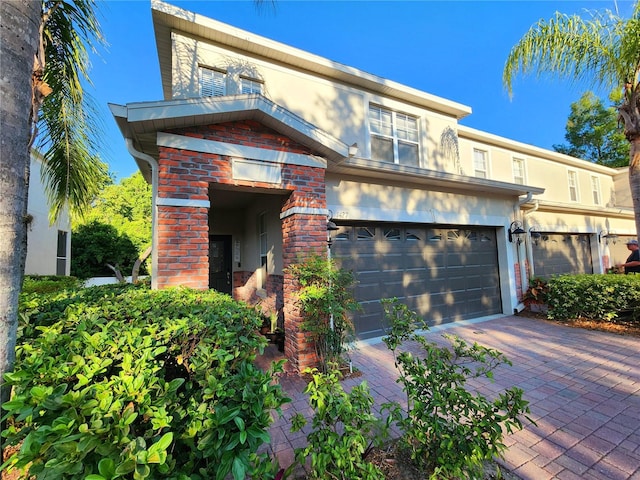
[91,0,635,180]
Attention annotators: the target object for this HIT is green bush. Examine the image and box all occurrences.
[2,284,289,479]
[286,255,360,372]
[22,275,82,294]
[290,367,389,480]
[71,220,141,279]
[544,274,640,321]
[381,299,533,479]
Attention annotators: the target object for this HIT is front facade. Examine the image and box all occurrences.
[111,1,636,371]
[25,151,72,277]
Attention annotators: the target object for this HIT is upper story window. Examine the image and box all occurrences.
[568,170,579,202]
[591,176,601,205]
[512,157,525,184]
[241,77,263,95]
[199,67,226,97]
[473,149,488,178]
[369,105,419,167]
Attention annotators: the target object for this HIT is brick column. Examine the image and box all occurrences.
[281,212,327,372]
[156,205,209,289]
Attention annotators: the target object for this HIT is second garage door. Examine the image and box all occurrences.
[331,224,502,340]
[531,233,593,278]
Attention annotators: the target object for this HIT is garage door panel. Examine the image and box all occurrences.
[334,224,501,339]
[532,233,593,278]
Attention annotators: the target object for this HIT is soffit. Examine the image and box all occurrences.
[151,0,472,119]
[332,157,545,198]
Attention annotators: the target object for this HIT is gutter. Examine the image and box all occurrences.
[125,139,159,290]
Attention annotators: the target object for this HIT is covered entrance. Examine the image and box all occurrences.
[331,223,502,340]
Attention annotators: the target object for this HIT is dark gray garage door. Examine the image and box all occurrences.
[331,224,502,340]
[531,233,593,278]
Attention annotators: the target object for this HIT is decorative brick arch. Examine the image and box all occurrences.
[156,120,327,372]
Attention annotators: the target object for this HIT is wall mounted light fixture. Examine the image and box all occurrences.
[508,221,526,244]
[529,227,541,246]
[599,230,618,245]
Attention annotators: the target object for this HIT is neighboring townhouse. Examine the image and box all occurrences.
[25,151,72,276]
[111,1,636,371]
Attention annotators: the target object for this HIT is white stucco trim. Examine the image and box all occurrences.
[158,132,327,168]
[326,204,505,226]
[156,197,211,208]
[280,207,328,219]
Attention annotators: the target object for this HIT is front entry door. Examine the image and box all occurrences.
[209,235,232,294]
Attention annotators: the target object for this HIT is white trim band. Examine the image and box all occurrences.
[157,197,210,208]
[280,207,328,219]
[158,132,327,169]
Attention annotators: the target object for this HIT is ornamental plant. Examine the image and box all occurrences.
[2,284,289,480]
[289,366,390,480]
[286,255,360,372]
[381,298,534,479]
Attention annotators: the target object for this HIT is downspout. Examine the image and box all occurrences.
[125,139,159,290]
[523,199,540,283]
[513,192,534,312]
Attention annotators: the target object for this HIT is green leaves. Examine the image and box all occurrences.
[382,298,534,479]
[3,284,289,479]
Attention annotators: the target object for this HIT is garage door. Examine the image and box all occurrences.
[531,233,593,278]
[331,224,502,340]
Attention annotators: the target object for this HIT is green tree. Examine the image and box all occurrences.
[71,221,139,279]
[503,3,640,235]
[0,0,105,405]
[76,172,152,253]
[553,91,629,167]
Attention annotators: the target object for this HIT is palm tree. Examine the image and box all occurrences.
[503,2,640,236]
[0,0,106,405]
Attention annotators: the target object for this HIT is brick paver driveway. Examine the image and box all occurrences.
[269,315,640,479]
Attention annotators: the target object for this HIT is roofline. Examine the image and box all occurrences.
[458,125,621,175]
[151,0,472,119]
[109,94,349,164]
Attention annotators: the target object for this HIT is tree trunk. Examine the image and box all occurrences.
[0,0,41,406]
[132,246,152,283]
[629,138,640,239]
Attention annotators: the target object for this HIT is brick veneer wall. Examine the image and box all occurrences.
[156,120,328,371]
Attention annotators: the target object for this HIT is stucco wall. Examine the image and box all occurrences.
[25,154,71,276]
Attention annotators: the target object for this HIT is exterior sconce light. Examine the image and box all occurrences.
[326,218,339,249]
[508,221,526,244]
[599,230,618,245]
[529,227,541,246]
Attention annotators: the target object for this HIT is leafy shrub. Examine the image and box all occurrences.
[71,220,140,279]
[286,255,360,372]
[522,277,550,306]
[22,275,81,294]
[290,367,389,480]
[381,299,533,479]
[545,274,640,321]
[2,284,289,479]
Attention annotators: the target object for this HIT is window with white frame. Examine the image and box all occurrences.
[369,105,419,166]
[199,67,226,97]
[591,176,601,205]
[473,149,488,178]
[241,77,263,94]
[258,213,267,290]
[568,170,579,202]
[512,157,525,184]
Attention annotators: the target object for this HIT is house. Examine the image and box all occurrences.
[24,151,71,277]
[110,0,636,372]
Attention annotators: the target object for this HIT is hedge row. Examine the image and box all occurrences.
[545,274,640,321]
[2,283,288,480]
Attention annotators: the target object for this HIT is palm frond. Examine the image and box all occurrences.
[36,0,108,222]
[503,11,624,96]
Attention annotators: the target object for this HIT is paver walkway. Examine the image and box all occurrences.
[264,315,640,479]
